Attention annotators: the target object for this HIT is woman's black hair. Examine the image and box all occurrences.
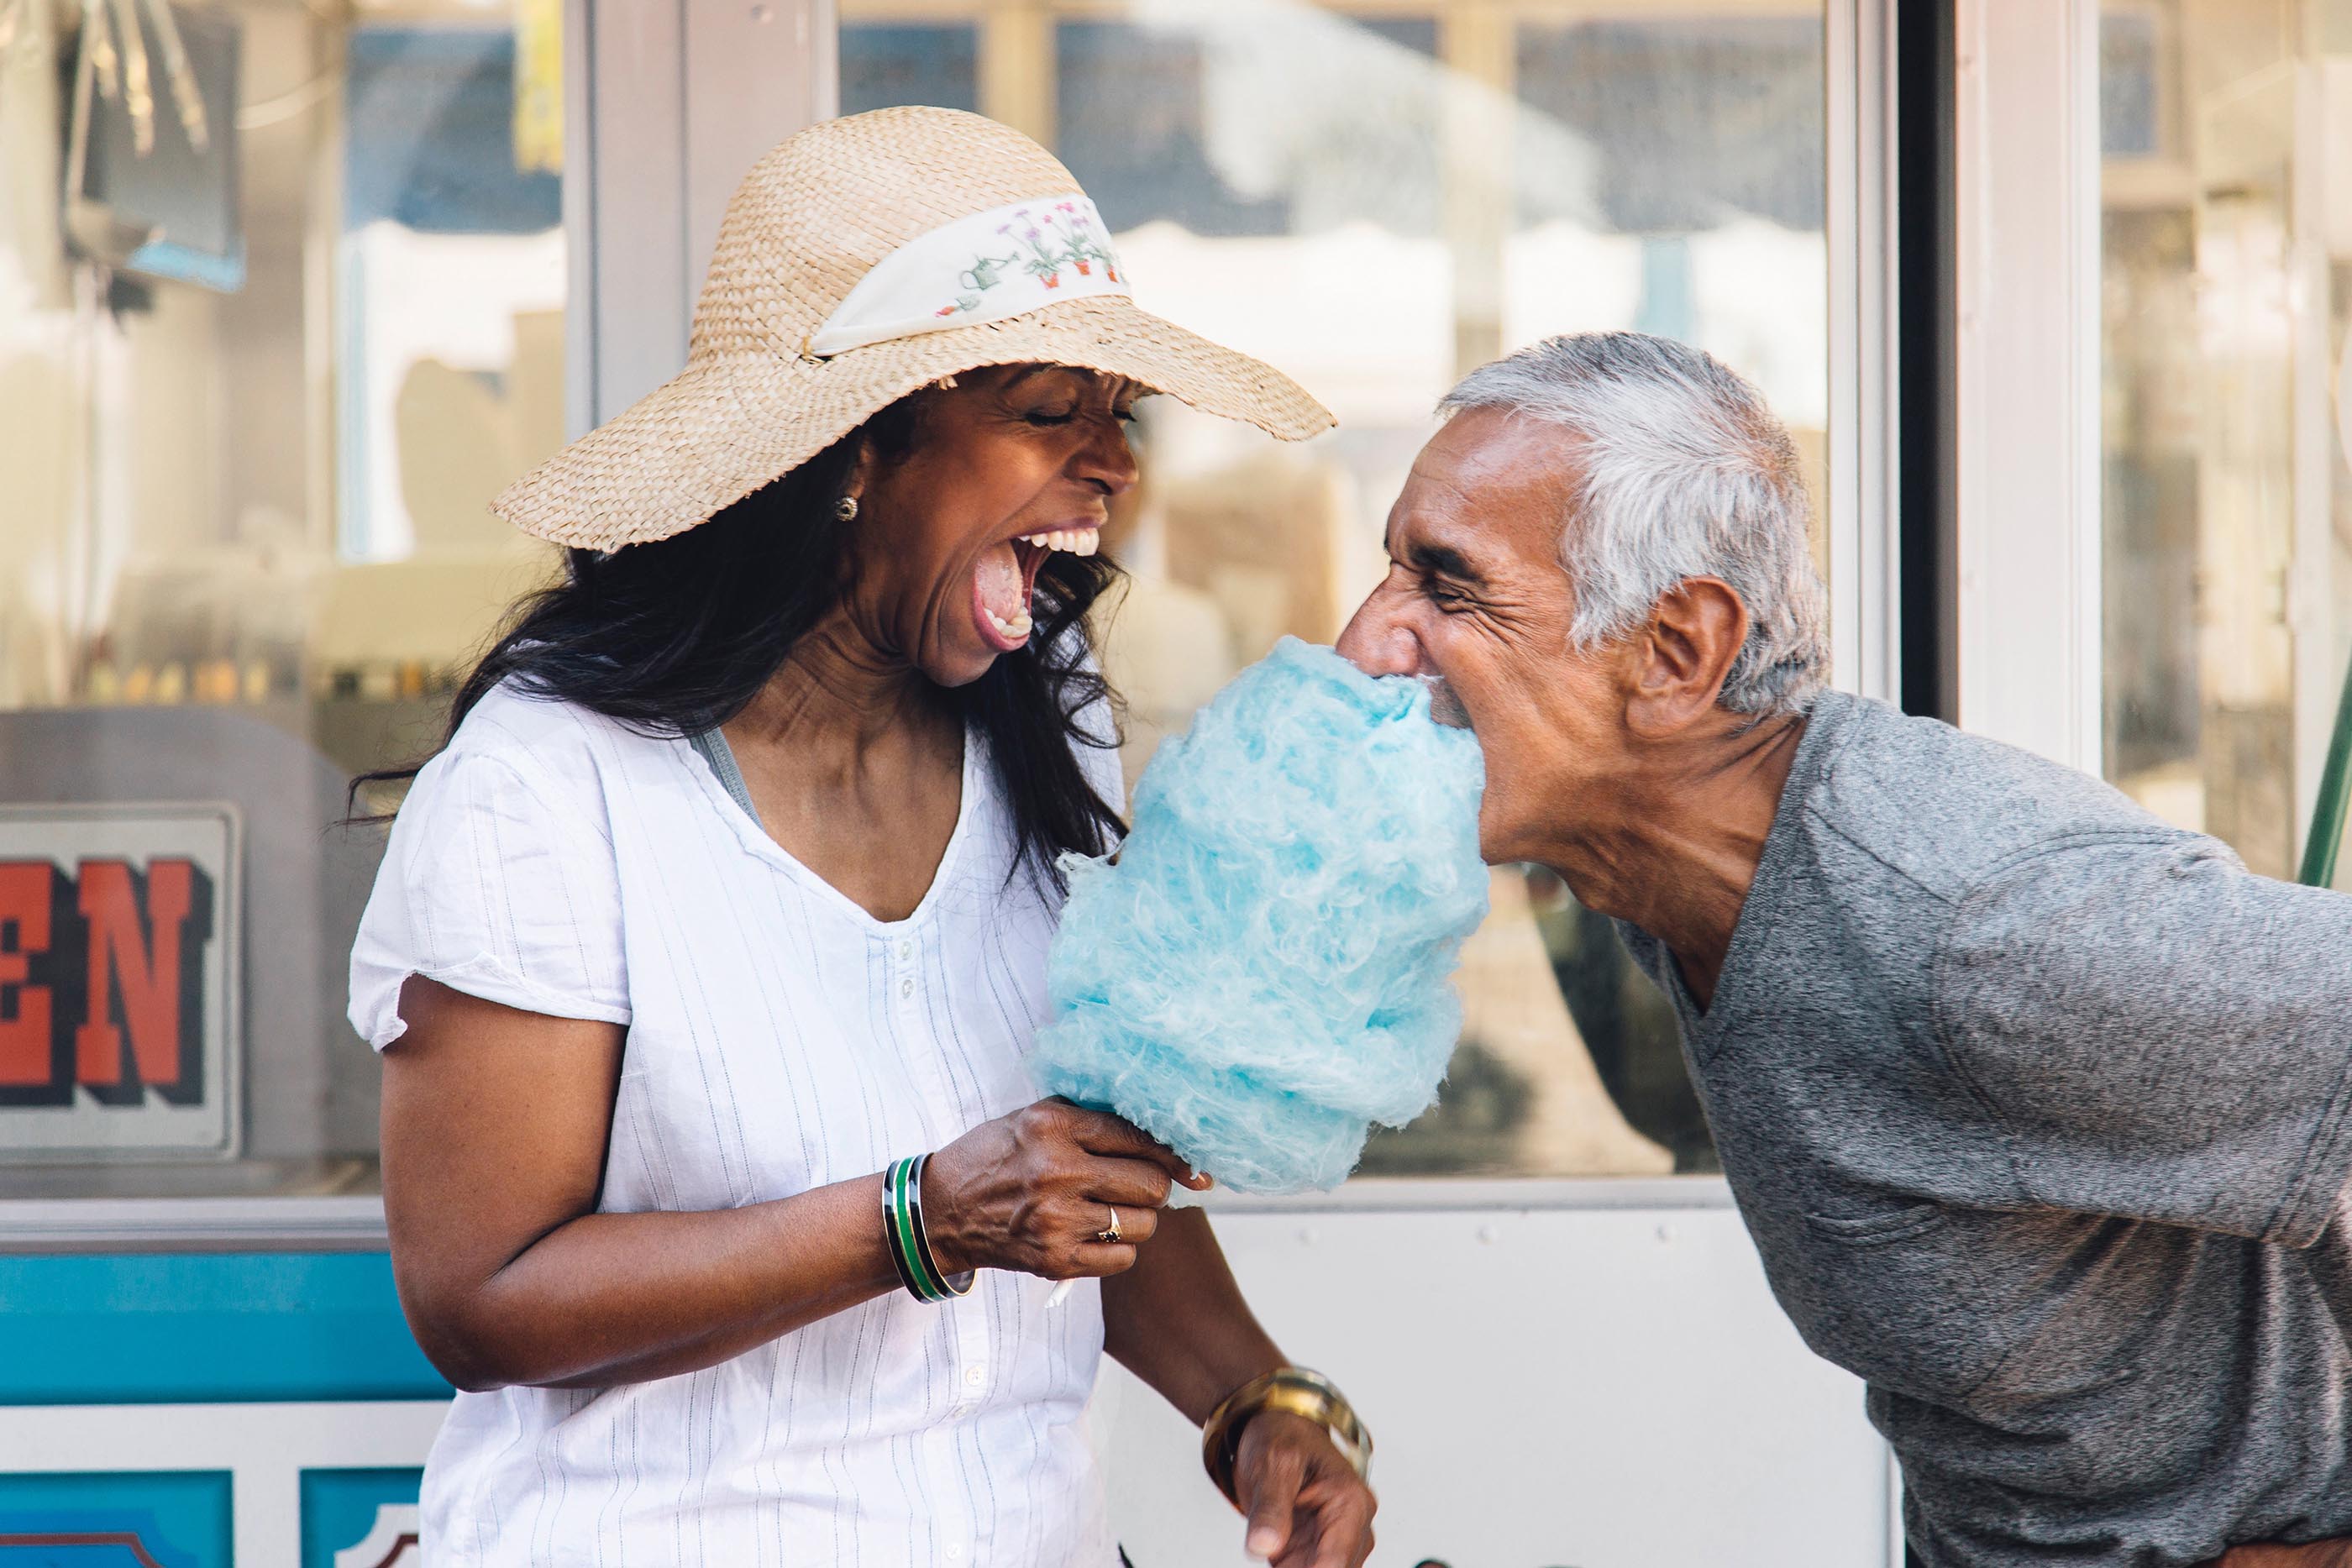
[350,394,1125,890]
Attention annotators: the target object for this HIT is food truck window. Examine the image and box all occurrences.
[0,0,567,1197]
[2097,0,2352,889]
[843,3,1835,1177]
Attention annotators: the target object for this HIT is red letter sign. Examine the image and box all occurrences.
[0,862,51,1087]
[74,858,197,1098]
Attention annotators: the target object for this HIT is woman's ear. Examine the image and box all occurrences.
[1625,577,1749,737]
[845,435,879,503]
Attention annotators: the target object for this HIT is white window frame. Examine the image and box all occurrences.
[566,0,841,433]
[1828,0,1904,707]
[1950,0,2104,770]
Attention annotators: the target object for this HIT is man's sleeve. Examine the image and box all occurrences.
[1935,832,2352,1246]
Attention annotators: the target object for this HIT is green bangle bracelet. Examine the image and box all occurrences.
[904,1152,976,1299]
[883,1154,974,1303]
[880,1157,931,1300]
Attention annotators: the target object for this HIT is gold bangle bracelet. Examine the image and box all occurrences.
[1200,1366,1373,1509]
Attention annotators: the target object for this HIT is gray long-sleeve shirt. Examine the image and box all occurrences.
[1618,690,2352,1566]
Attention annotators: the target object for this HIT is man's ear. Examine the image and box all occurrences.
[1625,577,1749,737]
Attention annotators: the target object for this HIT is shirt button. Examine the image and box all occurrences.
[963,1363,984,1387]
[900,976,915,999]
[896,938,914,962]
[946,1547,964,1562]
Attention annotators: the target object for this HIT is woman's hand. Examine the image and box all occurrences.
[1232,1408,1378,1568]
[921,1099,1210,1279]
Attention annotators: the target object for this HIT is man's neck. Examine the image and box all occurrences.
[1546,711,1809,1010]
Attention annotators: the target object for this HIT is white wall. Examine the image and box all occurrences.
[1096,1187,1898,1568]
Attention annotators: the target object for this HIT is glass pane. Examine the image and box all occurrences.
[843,2,1830,1177]
[842,23,979,117]
[2100,0,2352,888]
[0,0,566,1195]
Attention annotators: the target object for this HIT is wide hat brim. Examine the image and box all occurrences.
[491,294,1335,551]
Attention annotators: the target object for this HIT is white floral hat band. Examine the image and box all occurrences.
[808,194,1130,357]
[491,108,1330,551]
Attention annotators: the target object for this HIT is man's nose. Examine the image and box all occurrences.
[1334,590,1420,677]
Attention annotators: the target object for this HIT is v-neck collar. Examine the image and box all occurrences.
[1662,690,1859,1053]
[681,723,984,934]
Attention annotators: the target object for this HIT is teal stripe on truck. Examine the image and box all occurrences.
[0,1253,449,1404]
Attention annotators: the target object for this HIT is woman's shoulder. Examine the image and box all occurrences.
[451,679,673,773]
[355,680,638,1046]
[417,680,658,832]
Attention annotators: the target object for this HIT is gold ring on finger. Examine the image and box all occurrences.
[1095,1205,1122,1245]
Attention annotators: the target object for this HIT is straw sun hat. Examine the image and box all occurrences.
[493,106,1336,551]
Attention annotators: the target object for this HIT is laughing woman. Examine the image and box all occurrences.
[347,109,1376,1567]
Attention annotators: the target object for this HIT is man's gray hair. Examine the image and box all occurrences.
[1440,332,1830,717]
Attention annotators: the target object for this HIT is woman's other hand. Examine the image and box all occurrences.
[1233,1409,1378,1568]
[921,1100,1210,1279]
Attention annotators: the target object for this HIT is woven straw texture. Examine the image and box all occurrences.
[494,106,1335,549]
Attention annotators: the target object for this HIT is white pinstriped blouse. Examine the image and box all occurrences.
[349,681,1120,1566]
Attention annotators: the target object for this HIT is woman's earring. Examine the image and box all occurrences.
[833,496,860,522]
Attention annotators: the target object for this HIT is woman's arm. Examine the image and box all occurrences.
[382,977,1189,1392]
[1100,1208,1377,1568]
[1100,1207,1284,1421]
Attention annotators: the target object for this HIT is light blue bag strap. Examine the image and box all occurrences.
[690,729,761,830]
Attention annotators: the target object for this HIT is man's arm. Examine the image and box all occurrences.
[1935,833,2352,1245]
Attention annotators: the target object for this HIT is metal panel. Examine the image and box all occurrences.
[0,1401,449,1567]
[1827,0,1903,705]
[570,0,837,434]
[1097,1203,1897,1567]
[0,1252,446,1403]
[0,1212,1893,1565]
[0,1196,391,1253]
[685,0,839,295]
[579,0,690,429]
[0,1180,1736,1256]
[1951,0,2103,768]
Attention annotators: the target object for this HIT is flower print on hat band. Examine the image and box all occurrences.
[807,194,1131,357]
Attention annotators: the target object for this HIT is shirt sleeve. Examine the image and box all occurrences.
[348,746,631,1050]
[1935,832,2352,1246]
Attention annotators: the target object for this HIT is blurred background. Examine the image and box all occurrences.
[1,0,2348,1201]
[2,1,2350,1561]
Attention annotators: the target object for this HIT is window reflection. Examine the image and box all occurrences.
[2099,0,2352,886]
[0,0,564,1194]
[848,0,1830,1177]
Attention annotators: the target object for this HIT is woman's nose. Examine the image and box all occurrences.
[1074,420,1140,496]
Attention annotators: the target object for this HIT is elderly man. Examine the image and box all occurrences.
[1335,331,2352,1568]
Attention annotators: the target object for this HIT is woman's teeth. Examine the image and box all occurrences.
[1017,529,1100,557]
[984,607,1034,642]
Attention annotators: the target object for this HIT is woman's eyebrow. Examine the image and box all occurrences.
[1001,365,1059,391]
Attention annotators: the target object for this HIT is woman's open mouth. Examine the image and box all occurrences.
[973,527,1101,650]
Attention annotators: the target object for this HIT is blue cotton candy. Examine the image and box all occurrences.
[1032,637,1490,1193]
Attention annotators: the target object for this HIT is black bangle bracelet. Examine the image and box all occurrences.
[904,1152,975,1299]
[882,1154,976,1303]
[880,1158,931,1301]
